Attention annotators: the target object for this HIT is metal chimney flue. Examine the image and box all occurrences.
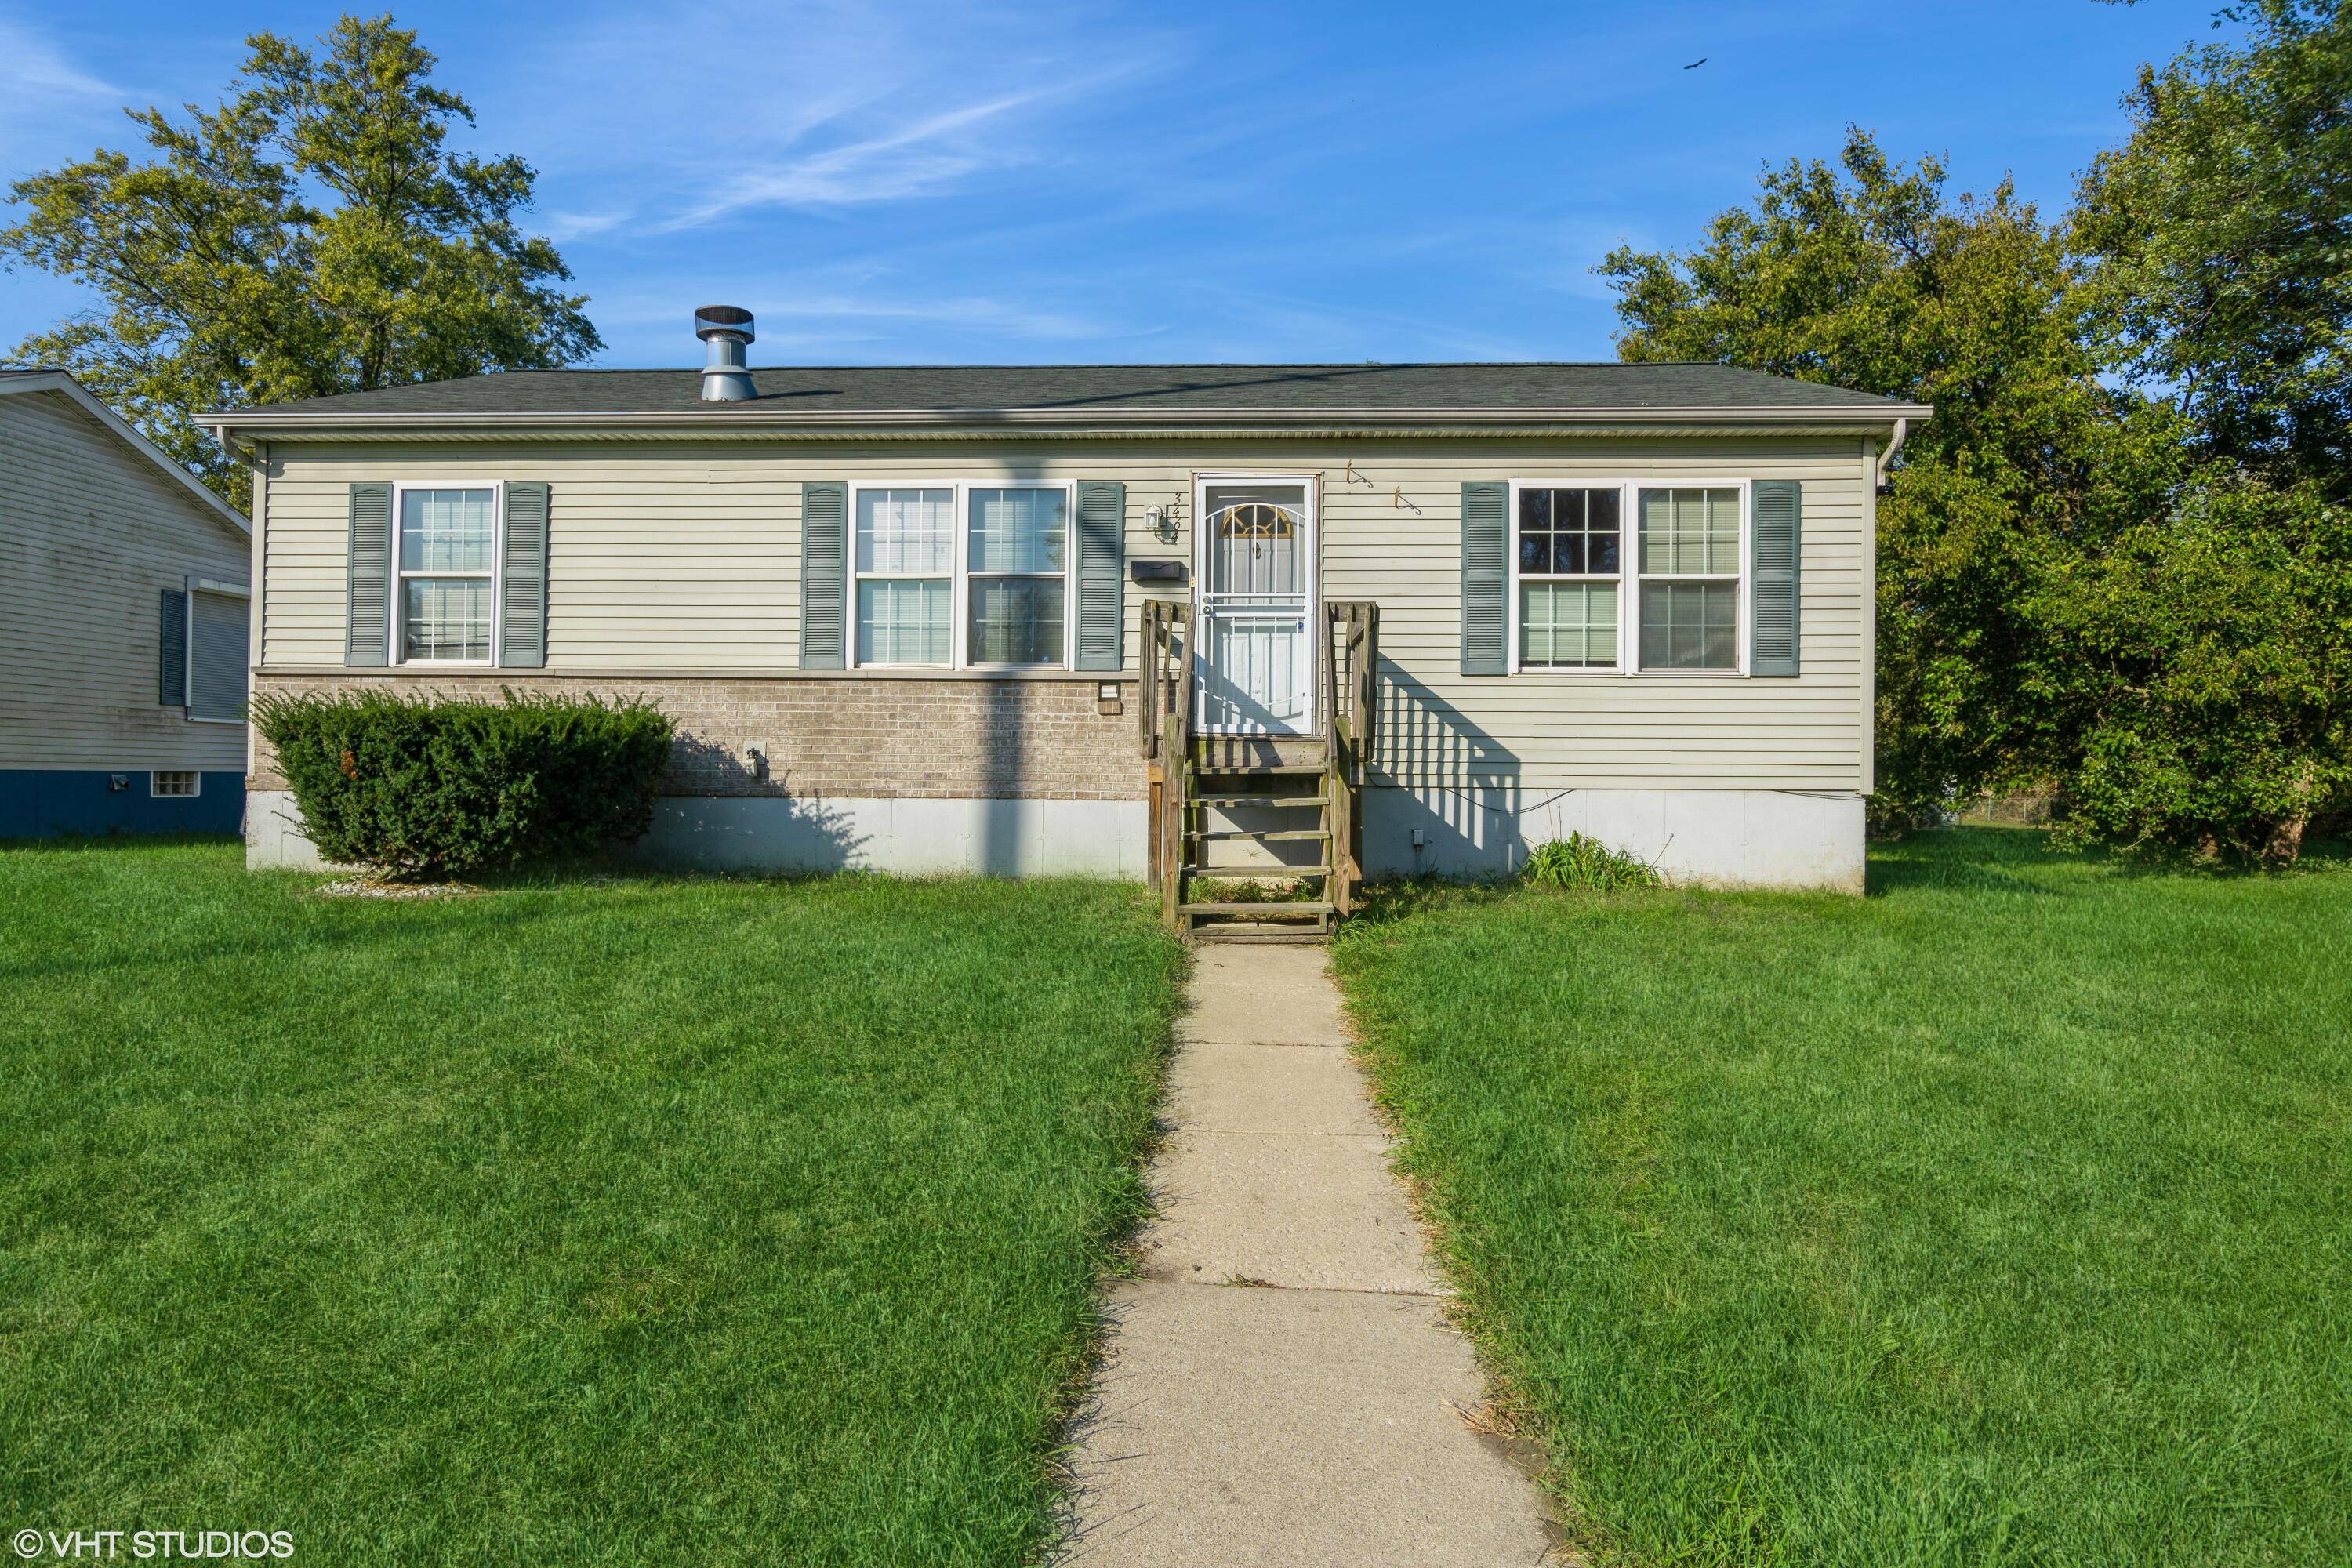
[695,306,757,401]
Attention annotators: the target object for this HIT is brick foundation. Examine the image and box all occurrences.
[248,672,1146,801]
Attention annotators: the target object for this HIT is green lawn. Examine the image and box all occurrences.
[1334,829,2352,1568]
[0,839,1183,1565]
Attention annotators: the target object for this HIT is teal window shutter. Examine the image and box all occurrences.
[1460,481,1508,675]
[800,481,848,670]
[1750,481,1801,677]
[344,481,393,667]
[1073,481,1126,671]
[499,481,550,668]
[158,590,187,705]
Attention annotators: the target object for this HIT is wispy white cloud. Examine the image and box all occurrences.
[659,89,1055,230]
[0,16,114,101]
[593,280,1123,348]
[499,1,1177,238]
[0,12,120,155]
[543,209,629,240]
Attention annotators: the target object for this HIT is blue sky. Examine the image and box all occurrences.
[2,0,2226,369]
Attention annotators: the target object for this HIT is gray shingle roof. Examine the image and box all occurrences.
[212,362,1916,420]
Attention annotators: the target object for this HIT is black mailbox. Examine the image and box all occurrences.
[1131,559,1187,583]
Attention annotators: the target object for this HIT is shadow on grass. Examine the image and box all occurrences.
[1868,825,2352,896]
[1351,828,2352,923]
[1864,829,2075,898]
[0,830,245,854]
[0,875,593,985]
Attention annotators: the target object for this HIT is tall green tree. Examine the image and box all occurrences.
[1597,130,2132,505]
[1597,129,2185,821]
[1597,96,2350,860]
[0,14,599,509]
[2074,0,2352,492]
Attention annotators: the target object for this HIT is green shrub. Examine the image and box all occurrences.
[250,689,675,879]
[1520,833,1661,891]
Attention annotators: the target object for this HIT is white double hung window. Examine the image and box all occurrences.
[1509,480,1748,675]
[855,488,955,665]
[1516,487,1622,670]
[967,487,1067,666]
[1636,487,1741,671]
[397,487,498,663]
[850,483,1072,669]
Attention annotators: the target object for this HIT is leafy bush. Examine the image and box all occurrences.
[251,689,674,879]
[2031,481,2352,864]
[1520,833,1661,892]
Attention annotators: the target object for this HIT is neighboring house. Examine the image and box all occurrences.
[2,371,251,837]
[204,311,1927,906]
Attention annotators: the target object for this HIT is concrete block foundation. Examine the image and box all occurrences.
[1359,785,1866,894]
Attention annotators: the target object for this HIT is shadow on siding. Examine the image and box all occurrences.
[1367,666,1526,873]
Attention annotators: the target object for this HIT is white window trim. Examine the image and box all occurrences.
[389,480,503,668]
[150,770,201,798]
[1507,478,1631,677]
[844,480,1077,672]
[1506,478,1752,678]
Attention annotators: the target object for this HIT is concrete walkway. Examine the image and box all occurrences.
[1065,946,1559,1566]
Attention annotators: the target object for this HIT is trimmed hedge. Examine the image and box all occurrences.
[250,689,675,879]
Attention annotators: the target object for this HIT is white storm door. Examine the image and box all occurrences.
[1196,478,1316,735]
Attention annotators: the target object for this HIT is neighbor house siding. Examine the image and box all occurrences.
[257,435,1871,797]
[0,389,249,771]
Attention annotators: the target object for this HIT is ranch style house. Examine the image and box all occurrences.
[203,310,1928,927]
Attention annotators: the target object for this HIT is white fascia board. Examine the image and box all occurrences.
[199,401,1936,437]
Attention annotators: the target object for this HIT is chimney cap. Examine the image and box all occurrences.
[695,305,755,341]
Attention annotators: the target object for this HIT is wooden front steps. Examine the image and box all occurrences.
[1139,600,1381,944]
[1174,746,1340,942]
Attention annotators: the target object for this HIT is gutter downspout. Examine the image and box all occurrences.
[1875,417,1909,486]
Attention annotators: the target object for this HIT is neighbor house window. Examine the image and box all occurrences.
[397,487,496,662]
[850,483,1073,669]
[1637,487,1740,671]
[151,771,199,797]
[1516,487,1621,670]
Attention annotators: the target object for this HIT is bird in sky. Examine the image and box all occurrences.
[1685,57,1708,69]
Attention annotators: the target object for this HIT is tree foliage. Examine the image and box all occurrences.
[2075,0,2352,489]
[0,13,599,509]
[1599,133,2132,506]
[1599,1,2352,862]
[2030,481,2352,858]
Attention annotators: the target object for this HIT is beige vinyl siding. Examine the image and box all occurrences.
[1320,438,1869,793]
[262,443,1195,673]
[261,434,1871,793]
[0,390,249,771]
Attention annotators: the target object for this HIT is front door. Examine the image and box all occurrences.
[1195,477,1317,735]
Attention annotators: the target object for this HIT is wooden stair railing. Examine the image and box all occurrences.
[1323,601,1379,919]
[1137,599,1193,931]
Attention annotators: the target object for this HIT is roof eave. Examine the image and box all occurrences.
[200,401,1934,434]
